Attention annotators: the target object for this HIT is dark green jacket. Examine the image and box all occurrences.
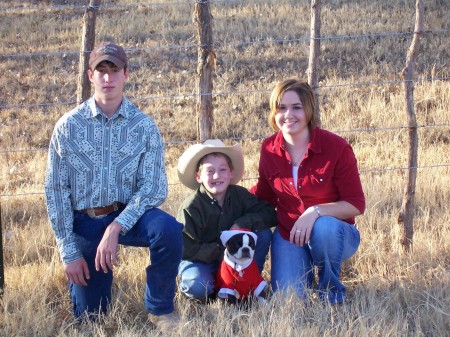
[177,184,277,264]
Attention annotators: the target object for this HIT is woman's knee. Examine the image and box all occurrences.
[310,216,342,244]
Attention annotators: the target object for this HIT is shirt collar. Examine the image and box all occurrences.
[85,96,130,120]
[198,184,230,205]
[272,127,322,155]
[309,127,322,153]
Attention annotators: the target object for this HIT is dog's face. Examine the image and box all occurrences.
[224,233,256,265]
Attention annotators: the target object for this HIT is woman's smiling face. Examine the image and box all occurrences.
[275,90,308,137]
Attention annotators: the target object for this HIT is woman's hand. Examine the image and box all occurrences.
[289,207,318,246]
[289,201,361,246]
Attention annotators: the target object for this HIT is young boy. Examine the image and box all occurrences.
[176,139,277,302]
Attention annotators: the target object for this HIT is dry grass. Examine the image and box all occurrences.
[1,0,449,336]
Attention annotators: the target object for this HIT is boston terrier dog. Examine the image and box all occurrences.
[215,229,268,304]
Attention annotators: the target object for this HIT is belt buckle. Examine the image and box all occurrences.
[86,208,97,218]
[86,208,107,219]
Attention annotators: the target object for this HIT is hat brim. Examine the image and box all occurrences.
[220,229,257,246]
[90,55,126,70]
[177,140,244,190]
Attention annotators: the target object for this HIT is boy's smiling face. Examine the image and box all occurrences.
[196,153,234,203]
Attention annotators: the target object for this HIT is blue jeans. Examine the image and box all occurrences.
[71,207,183,319]
[271,216,360,304]
[178,228,272,300]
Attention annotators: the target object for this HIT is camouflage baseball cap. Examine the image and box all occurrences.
[89,42,128,70]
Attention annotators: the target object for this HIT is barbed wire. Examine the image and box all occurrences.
[0,0,240,13]
[0,76,449,111]
[0,122,448,155]
[0,164,448,199]
[2,29,449,59]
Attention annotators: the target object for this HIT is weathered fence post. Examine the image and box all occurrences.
[398,0,423,251]
[0,201,4,294]
[307,0,321,126]
[194,0,215,141]
[76,0,101,104]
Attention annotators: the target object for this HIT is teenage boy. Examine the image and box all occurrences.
[176,139,276,302]
[44,42,182,332]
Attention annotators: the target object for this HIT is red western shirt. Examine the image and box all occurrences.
[250,128,365,241]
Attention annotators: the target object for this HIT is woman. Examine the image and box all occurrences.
[250,79,365,304]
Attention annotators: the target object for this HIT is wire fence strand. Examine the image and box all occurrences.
[1,163,449,198]
[0,0,241,13]
[0,76,449,111]
[2,29,449,59]
[0,123,449,155]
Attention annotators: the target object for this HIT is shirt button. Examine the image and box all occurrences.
[290,182,292,185]
[320,178,323,182]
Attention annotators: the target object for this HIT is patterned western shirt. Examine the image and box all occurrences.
[44,96,168,264]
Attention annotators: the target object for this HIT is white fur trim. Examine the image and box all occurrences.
[220,229,257,246]
[253,280,267,297]
[217,287,239,299]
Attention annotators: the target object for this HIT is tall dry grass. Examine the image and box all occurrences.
[0,0,449,336]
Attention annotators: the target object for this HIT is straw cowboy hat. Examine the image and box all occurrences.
[177,139,244,190]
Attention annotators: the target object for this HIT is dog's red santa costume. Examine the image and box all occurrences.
[216,253,267,300]
[216,229,267,300]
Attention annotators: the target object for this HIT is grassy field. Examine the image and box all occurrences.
[0,0,449,336]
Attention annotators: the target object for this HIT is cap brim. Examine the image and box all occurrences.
[90,55,126,69]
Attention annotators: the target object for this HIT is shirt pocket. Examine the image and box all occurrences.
[267,171,290,195]
[304,169,333,198]
[309,171,330,185]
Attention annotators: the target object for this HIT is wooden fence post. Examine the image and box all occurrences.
[398,0,423,251]
[76,0,101,105]
[194,0,215,141]
[307,0,321,126]
[0,201,4,294]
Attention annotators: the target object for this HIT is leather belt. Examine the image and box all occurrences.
[81,202,125,218]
